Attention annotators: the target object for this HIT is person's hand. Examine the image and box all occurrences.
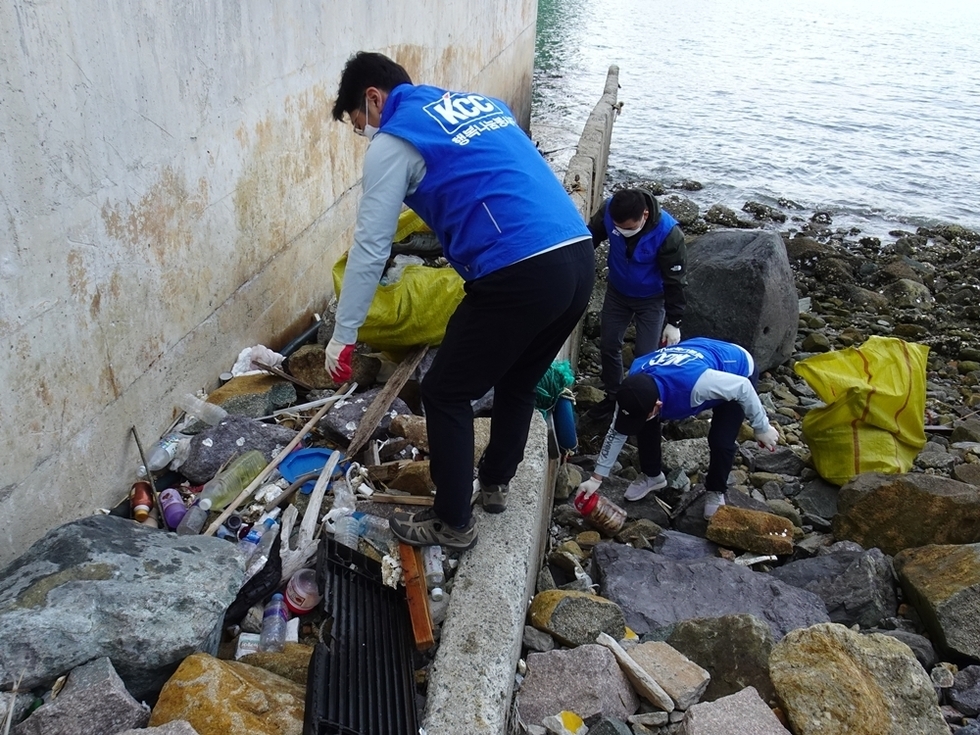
[755,425,779,451]
[324,338,355,382]
[577,476,602,499]
[660,323,681,347]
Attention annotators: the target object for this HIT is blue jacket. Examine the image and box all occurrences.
[604,206,679,298]
[628,338,754,420]
[379,84,589,280]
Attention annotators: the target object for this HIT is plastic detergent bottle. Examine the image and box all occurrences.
[573,489,627,536]
[158,487,187,530]
[199,450,267,510]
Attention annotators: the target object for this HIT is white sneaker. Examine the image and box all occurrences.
[703,491,726,519]
[624,472,668,502]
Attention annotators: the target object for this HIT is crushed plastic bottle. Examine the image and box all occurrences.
[175,393,228,426]
[175,498,212,536]
[145,433,188,472]
[242,520,280,583]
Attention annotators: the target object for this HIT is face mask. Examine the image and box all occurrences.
[615,215,646,238]
[354,95,380,140]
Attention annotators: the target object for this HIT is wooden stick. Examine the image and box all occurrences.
[367,494,434,506]
[346,345,428,458]
[203,382,355,535]
[398,542,434,651]
[254,360,316,391]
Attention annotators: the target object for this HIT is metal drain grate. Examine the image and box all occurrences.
[305,538,419,735]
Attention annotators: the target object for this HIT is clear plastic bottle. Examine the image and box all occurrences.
[242,520,280,583]
[199,450,267,510]
[175,393,228,426]
[573,490,627,536]
[158,487,188,530]
[258,593,289,652]
[145,433,188,472]
[354,512,393,545]
[175,498,212,535]
[422,545,445,596]
[333,513,360,549]
[238,517,275,562]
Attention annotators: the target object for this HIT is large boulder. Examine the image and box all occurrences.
[593,543,829,640]
[0,515,243,700]
[833,472,980,556]
[770,623,945,735]
[683,229,799,371]
[893,543,980,661]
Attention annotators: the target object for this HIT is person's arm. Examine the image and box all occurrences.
[332,135,426,345]
[587,201,609,249]
[689,369,771,432]
[658,225,687,330]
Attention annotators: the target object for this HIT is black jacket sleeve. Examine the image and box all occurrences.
[587,200,609,249]
[657,225,687,327]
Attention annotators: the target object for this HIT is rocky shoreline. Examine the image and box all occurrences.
[511,182,980,734]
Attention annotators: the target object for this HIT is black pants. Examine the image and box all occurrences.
[637,368,760,493]
[421,239,595,527]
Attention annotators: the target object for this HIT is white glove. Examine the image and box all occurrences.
[661,323,681,347]
[577,476,602,499]
[324,337,355,382]
[755,425,779,451]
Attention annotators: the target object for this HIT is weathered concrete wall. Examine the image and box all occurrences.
[0,0,538,567]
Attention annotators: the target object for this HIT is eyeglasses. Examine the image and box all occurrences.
[349,95,368,136]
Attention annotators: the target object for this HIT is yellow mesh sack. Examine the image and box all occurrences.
[393,208,431,243]
[332,252,464,352]
[794,336,928,486]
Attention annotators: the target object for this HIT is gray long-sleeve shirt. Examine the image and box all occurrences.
[333,133,427,345]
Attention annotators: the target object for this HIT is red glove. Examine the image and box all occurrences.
[324,338,355,382]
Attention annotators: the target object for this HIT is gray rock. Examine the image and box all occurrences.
[0,515,243,700]
[794,477,840,520]
[952,420,980,444]
[517,645,639,727]
[660,195,699,227]
[587,717,633,735]
[523,625,555,653]
[650,529,719,561]
[679,686,791,734]
[683,229,799,371]
[13,657,149,735]
[666,614,776,704]
[743,445,807,476]
[1,692,34,730]
[180,415,298,484]
[867,629,938,671]
[318,386,412,443]
[593,543,829,640]
[768,546,897,628]
[951,665,980,716]
[116,723,200,735]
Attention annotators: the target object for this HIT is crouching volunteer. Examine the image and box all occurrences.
[324,52,595,550]
[576,337,779,519]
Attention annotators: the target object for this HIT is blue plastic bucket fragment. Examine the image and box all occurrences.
[553,395,578,451]
[279,448,347,494]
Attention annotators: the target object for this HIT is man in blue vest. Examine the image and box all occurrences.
[576,338,779,518]
[586,188,687,423]
[324,52,594,550]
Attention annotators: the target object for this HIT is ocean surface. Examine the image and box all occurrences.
[531,0,980,240]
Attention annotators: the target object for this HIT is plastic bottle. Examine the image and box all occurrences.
[573,490,627,536]
[283,568,323,615]
[175,393,228,426]
[242,520,280,583]
[333,513,360,550]
[258,593,289,652]
[199,450,267,510]
[422,545,445,601]
[238,517,275,561]
[158,487,188,530]
[145,433,188,472]
[129,481,154,523]
[353,512,393,545]
[175,498,212,535]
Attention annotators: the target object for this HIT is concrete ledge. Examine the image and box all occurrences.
[422,410,551,735]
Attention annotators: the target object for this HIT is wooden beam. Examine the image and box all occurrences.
[398,542,435,651]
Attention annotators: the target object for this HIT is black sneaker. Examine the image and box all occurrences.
[480,482,509,513]
[586,396,616,421]
[390,508,478,550]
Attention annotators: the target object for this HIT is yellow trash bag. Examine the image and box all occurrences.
[332,252,464,352]
[394,208,431,243]
[794,335,929,486]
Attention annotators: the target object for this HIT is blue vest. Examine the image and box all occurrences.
[379,84,590,281]
[604,206,678,298]
[627,338,752,420]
